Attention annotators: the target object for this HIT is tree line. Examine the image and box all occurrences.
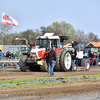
[0,21,99,45]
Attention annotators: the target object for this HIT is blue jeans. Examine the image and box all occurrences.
[96,59,99,66]
[91,58,94,66]
[72,60,76,69]
[49,61,56,76]
[47,62,50,74]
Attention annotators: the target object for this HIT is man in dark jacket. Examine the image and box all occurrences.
[44,48,51,75]
[95,51,99,66]
[91,51,94,66]
[70,47,77,70]
[48,47,57,76]
[71,41,78,48]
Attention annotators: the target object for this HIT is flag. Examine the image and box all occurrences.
[2,12,18,27]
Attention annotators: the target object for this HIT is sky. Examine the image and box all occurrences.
[0,0,100,38]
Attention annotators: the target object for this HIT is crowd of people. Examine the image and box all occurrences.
[90,51,99,66]
[0,50,16,59]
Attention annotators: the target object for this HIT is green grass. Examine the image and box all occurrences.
[0,68,19,70]
[0,74,100,89]
[1,74,100,85]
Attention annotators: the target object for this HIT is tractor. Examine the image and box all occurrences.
[19,33,72,71]
[19,33,90,72]
[64,42,90,71]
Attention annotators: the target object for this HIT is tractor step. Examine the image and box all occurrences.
[76,66,85,71]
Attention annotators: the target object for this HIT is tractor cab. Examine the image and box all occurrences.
[36,33,69,50]
[74,42,86,58]
[30,33,68,59]
[36,38,60,51]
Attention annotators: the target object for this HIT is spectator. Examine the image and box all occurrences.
[0,50,3,59]
[95,51,99,66]
[8,52,12,59]
[71,40,75,47]
[70,47,77,71]
[6,50,10,58]
[3,53,6,58]
[48,46,57,76]
[91,51,94,66]
[12,52,15,59]
[71,41,78,48]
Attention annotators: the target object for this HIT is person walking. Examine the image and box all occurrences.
[42,48,51,75]
[91,51,94,66]
[70,47,77,71]
[95,51,99,66]
[48,46,57,76]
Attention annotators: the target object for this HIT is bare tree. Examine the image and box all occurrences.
[0,22,12,45]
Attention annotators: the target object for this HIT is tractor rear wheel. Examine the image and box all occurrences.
[81,59,90,71]
[54,49,64,71]
[60,50,72,71]
[19,55,31,72]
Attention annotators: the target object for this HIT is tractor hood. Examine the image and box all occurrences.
[30,48,46,59]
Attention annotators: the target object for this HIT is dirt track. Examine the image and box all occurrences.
[0,67,100,100]
[0,66,100,80]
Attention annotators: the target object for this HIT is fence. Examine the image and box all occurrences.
[0,57,20,69]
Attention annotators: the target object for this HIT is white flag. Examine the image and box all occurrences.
[2,12,18,27]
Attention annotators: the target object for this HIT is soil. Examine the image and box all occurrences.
[0,66,100,100]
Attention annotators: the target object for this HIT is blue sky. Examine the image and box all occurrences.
[0,0,100,38]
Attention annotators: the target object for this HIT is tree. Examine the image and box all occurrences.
[0,22,12,45]
[75,29,99,44]
[76,29,86,42]
[20,29,40,44]
[46,21,76,42]
[86,32,98,43]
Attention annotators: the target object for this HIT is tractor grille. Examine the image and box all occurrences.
[30,52,37,57]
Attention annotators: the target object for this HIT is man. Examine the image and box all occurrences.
[48,46,57,76]
[0,50,2,59]
[42,48,51,75]
[91,51,94,66]
[71,40,78,48]
[95,51,99,66]
[70,47,77,70]
[71,40,75,48]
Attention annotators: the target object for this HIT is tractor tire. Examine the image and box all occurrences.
[54,49,64,71]
[40,61,47,72]
[19,55,31,72]
[81,59,90,71]
[60,50,72,71]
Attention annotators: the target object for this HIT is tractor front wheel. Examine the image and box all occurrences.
[19,55,31,72]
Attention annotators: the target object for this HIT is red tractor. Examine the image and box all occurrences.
[19,33,72,72]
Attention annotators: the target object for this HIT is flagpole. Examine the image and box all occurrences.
[0,26,3,46]
[1,11,3,46]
